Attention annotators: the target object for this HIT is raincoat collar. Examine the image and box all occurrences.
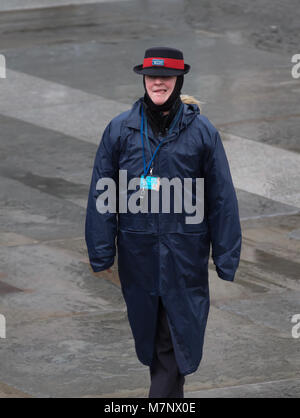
[124,98,200,142]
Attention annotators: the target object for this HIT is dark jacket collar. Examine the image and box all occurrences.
[124,97,200,140]
[143,95,182,138]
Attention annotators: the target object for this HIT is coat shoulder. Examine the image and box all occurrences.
[108,99,142,137]
[191,114,219,150]
[99,108,133,153]
[195,114,218,135]
[108,108,132,136]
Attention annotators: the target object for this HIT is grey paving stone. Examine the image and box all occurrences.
[289,228,300,241]
[186,377,300,398]
[0,0,129,12]
[0,175,84,240]
[0,242,125,321]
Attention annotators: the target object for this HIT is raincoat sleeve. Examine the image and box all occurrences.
[203,127,242,282]
[85,121,120,273]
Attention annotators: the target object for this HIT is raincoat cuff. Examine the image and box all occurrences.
[216,266,235,282]
[90,256,114,273]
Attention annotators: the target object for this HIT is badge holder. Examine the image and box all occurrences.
[140,166,160,201]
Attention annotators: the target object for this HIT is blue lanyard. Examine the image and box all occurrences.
[140,103,183,177]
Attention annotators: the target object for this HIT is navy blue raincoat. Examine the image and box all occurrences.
[85,98,242,376]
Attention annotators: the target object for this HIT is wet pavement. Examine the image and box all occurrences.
[0,0,299,398]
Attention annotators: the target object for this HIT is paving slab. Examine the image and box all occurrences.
[0,242,124,321]
[0,175,85,240]
[214,289,300,339]
[2,290,299,398]
[0,69,128,145]
[0,0,128,12]
[185,377,300,398]
[0,382,32,398]
[289,228,300,241]
[219,116,300,154]
[221,132,300,210]
[0,112,97,186]
[236,190,299,221]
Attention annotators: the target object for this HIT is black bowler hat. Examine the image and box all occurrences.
[133,47,190,76]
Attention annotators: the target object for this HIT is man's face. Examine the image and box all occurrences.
[145,75,177,105]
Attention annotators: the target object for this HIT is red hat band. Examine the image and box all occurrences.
[143,57,184,70]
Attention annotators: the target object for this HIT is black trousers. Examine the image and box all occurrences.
[148,297,185,398]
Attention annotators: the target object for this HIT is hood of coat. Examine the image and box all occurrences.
[124,96,200,133]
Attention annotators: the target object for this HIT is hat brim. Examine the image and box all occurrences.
[133,64,190,76]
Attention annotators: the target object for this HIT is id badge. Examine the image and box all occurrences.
[140,175,160,191]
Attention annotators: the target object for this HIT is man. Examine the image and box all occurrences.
[85,47,242,398]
